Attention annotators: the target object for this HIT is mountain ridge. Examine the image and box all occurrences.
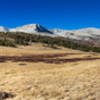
[0,24,53,34]
[0,24,100,45]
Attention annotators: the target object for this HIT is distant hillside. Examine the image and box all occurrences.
[1,32,100,53]
[51,28,100,47]
[1,24,100,47]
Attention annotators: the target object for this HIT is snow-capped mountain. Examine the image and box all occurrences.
[10,24,52,34]
[1,24,100,46]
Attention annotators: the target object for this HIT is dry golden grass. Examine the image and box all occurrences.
[0,43,100,100]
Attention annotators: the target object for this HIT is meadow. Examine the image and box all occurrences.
[0,43,100,100]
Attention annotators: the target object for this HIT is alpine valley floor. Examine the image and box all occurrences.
[0,43,100,100]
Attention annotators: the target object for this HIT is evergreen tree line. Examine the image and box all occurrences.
[0,32,100,52]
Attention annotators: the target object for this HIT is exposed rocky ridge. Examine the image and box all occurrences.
[0,24,52,34]
[10,24,53,34]
[51,28,100,46]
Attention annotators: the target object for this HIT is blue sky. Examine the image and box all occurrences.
[0,0,100,30]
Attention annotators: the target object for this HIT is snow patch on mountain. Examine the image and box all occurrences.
[0,26,9,32]
[51,28,100,41]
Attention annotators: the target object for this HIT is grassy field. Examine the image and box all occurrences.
[0,43,100,100]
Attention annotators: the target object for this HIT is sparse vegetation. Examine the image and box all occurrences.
[0,45,100,100]
[0,39,15,47]
[0,32,100,52]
